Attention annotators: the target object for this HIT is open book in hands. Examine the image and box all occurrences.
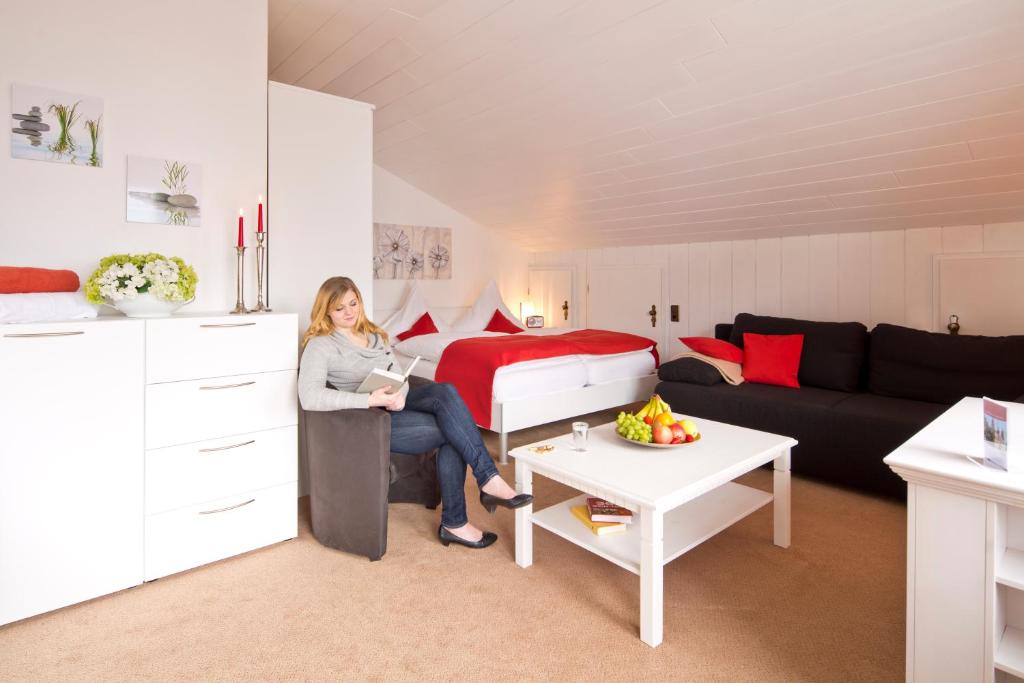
[355,356,421,394]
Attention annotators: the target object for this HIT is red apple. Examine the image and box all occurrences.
[652,424,673,444]
[669,423,685,440]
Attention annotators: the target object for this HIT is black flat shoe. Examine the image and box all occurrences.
[438,525,497,549]
[479,491,534,514]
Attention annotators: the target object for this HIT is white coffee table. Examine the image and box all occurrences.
[509,417,796,647]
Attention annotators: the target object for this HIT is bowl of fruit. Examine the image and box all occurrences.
[615,394,700,448]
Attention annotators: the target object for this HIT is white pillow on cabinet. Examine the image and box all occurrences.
[0,292,98,323]
[452,280,525,332]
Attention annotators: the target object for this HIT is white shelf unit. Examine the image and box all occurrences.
[995,506,1024,682]
[885,398,1024,683]
[530,484,772,575]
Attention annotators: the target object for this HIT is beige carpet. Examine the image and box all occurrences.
[0,407,906,682]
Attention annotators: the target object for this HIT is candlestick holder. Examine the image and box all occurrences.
[230,245,248,314]
[250,232,270,312]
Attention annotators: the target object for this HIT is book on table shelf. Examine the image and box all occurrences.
[586,497,633,524]
[355,356,421,394]
[570,505,627,536]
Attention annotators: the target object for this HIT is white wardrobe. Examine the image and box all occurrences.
[268,81,374,496]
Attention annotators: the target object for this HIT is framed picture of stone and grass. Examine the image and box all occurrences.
[373,223,452,280]
[11,84,103,166]
[126,156,203,227]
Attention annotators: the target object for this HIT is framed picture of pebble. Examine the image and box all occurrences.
[11,84,104,166]
[373,223,452,280]
[126,156,203,227]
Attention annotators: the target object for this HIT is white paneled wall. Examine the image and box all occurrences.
[531,222,1024,358]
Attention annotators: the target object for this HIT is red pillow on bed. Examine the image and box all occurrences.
[742,333,803,388]
[679,336,743,364]
[396,312,439,341]
[484,310,524,334]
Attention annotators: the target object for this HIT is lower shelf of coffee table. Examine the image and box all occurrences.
[530,483,773,575]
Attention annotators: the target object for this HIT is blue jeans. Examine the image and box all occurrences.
[388,382,499,528]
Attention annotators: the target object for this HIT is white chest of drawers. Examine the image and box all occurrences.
[141,313,299,581]
[0,312,299,625]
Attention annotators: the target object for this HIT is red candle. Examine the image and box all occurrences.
[257,195,264,233]
[237,209,244,247]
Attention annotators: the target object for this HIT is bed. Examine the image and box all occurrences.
[381,281,659,463]
[391,328,658,464]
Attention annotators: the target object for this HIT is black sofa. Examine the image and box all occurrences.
[655,313,1024,499]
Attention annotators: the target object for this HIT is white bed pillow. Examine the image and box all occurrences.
[0,292,98,323]
[452,280,525,332]
[379,283,450,340]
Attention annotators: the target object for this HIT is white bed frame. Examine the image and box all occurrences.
[489,373,659,464]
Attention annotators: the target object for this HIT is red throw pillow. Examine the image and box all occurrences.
[680,336,743,364]
[484,310,523,334]
[742,333,804,388]
[396,312,439,341]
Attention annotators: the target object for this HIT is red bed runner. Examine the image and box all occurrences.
[434,329,659,428]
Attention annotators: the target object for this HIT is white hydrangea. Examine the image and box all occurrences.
[98,259,186,302]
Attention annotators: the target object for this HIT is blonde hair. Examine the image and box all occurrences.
[301,276,389,349]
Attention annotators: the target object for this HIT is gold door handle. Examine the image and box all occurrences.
[648,305,657,327]
[562,300,569,321]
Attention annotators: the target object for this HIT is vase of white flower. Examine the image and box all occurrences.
[84,253,198,318]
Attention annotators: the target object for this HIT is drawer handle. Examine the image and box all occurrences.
[198,439,255,453]
[199,322,256,328]
[199,498,255,515]
[199,381,256,390]
[3,331,85,338]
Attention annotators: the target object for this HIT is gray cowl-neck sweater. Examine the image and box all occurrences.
[298,331,407,411]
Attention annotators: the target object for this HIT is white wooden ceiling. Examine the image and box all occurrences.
[269,0,1024,250]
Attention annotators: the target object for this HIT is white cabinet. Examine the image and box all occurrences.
[0,312,299,625]
[885,398,1024,683]
[0,319,144,626]
[142,313,298,581]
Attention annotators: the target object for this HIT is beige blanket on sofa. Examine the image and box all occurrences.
[670,351,745,385]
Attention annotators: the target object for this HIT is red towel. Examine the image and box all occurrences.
[0,266,80,294]
[435,329,658,428]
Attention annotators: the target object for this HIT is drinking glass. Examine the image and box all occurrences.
[572,421,589,451]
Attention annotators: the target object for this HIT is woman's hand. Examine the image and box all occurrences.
[368,386,403,410]
[387,391,406,412]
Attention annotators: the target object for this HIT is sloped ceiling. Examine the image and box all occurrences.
[269,0,1024,250]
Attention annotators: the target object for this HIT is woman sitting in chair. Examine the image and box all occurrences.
[298,276,532,549]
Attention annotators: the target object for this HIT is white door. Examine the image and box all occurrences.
[0,320,144,625]
[935,253,1024,334]
[528,267,575,328]
[588,265,664,344]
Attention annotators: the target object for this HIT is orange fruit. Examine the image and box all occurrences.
[655,412,675,426]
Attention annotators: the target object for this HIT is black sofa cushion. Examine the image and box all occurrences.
[658,357,723,385]
[869,324,1024,405]
[656,379,908,498]
[728,313,867,392]
[827,393,948,498]
[656,380,850,439]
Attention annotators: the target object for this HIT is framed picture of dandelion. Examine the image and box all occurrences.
[374,223,452,280]
[11,84,103,166]
[126,156,202,227]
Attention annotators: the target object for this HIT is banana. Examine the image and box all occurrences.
[655,396,673,421]
[636,395,659,419]
[637,398,655,418]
